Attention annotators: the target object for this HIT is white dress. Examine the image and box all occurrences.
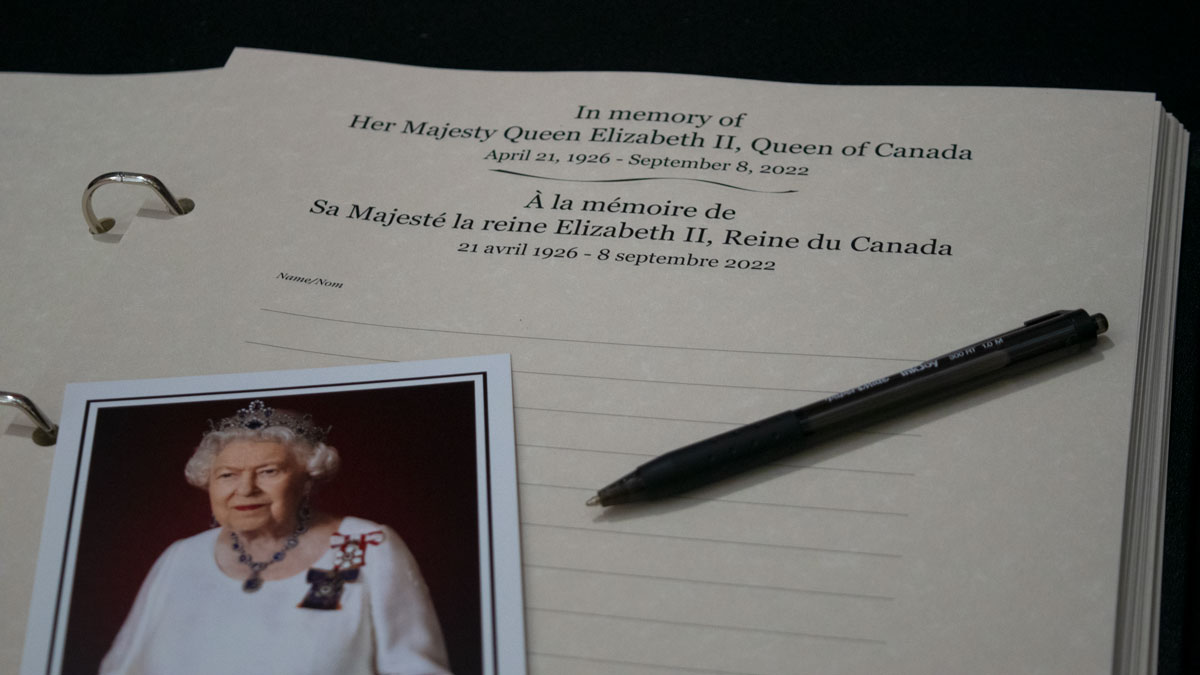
[99,516,451,674]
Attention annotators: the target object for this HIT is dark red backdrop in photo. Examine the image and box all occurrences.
[59,379,487,674]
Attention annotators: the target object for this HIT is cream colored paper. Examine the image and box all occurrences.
[0,69,222,674]
[18,48,1183,674]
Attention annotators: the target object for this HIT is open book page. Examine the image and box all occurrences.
[0,69,221,674]
[58,49,1168,673]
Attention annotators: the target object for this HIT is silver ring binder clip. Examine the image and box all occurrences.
[1,392,58,446]
[83,172,194,234]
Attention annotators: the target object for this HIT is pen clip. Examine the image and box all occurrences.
[1023,310,1071,326]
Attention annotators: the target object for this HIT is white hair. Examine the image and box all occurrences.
[184,425,340,488]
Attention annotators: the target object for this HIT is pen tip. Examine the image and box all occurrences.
[586,495,602,507]
[1091,313,1109,335]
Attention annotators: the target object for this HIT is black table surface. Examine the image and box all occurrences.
[3,3,1197,673]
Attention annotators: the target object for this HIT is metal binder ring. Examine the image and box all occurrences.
[0,392,58,446]
[83,172,194,234]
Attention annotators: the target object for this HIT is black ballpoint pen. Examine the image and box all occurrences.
[587,309,1108,507]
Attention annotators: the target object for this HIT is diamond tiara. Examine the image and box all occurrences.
[209,400,330,445]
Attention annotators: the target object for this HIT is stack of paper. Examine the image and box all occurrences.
[2,49,1188,674]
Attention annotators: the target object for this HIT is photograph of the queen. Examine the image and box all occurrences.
[29,359,525,675]
[99,400,451,674]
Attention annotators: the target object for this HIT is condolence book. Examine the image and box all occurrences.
[3,48,1188,674]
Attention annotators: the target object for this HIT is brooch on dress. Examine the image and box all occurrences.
[298,530,385,610]
[332,530,384,569]
[299,568,359,610]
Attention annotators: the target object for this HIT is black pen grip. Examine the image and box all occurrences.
[599,411,807,504]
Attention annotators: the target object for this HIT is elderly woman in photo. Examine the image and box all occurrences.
[100,400,451,674]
